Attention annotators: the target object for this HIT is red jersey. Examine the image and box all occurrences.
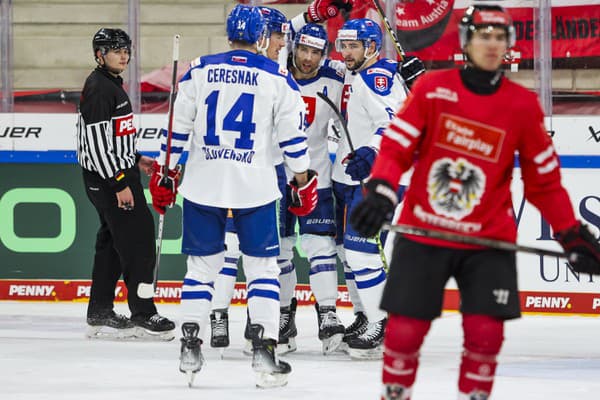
[372,69,576,248]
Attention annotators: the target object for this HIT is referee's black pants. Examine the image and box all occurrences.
[82,167,157,319]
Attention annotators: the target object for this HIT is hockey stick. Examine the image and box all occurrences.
[371,0,413,94]
[316,91,388,270]
[383,223,567,259]
[153,34,180,289]
[371,0,405,61]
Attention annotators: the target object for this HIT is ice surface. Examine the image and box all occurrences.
[1,302,599,400]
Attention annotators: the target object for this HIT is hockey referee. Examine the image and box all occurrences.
[77,28,174,340]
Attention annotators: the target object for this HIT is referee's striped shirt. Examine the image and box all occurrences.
[77,67,137,189]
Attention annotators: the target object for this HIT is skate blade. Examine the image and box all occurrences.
[134,327,175,341]
[337,341,349,354]
[242,340,253,356]
[321,333,344,355]
[179,360,202,388]
[85,326,136,340]
[255,371,289,389]
[186,371,195,387]
[347,344,383,360]
[276,338,297,355]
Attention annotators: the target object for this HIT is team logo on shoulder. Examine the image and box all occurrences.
[374,76,388,92]
[278,67,289,76]
[427,157,485,220]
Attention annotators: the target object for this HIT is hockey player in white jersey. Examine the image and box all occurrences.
[149,4,318,388]
[280,23,347,355]
[208,5,296,354]
[330,18,409,359]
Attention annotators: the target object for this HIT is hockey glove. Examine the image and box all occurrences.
[398,55,425,89]
[350,179,397,238]
[344,146,377,182]
[555,221,600,275]
[149,161,180,215]
[288,169,319,217]
[306,0,352,23]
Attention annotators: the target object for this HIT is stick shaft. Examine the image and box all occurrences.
[384,223,566,258]
[316,91,388,270]
[154,34,180,288]
[371,0,405,60]
[163,34,180,171]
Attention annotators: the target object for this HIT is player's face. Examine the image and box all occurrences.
[266,31,286,61]
[339,40,366,71]
[466,26,508,71]
[294,44,323,77]
[98,48,129,75]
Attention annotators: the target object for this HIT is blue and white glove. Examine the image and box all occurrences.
[344,146,377,182]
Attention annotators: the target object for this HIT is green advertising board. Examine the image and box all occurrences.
[0,164,328,283]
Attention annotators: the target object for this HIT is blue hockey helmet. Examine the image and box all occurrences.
[226,4,266,44]
[257,6,290,36]
[335,18,382,53]
[293,23,328,54]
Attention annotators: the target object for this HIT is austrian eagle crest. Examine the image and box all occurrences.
[427,157,485,220]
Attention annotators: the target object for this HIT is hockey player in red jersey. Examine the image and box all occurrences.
[349,4,600,400]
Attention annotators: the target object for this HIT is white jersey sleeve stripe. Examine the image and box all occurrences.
[390,117,421,138]
[537,159,559,174]
[385,129,412,148]
[533,144,555,164]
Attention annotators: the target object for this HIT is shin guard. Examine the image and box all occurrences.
[382,314,431,395]
[458,314,504,398]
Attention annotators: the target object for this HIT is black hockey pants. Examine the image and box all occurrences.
[82,167,157,319]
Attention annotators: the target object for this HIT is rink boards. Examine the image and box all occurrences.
[1,113,599,314]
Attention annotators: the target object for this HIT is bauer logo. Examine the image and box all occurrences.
[0,126,42,138]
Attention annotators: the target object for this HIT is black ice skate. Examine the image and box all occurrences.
[131,313,175,341]
[249,323,291,388]
[339,311,368,353]
[315,303,345,354]
[277,297,297,355]
[179,322,204,387]
[210,310,230,354]
[346,318,387,360]
[382,383,411,400]
[86,310,136,340]
[242,310,253,356]
[464,390,490,400]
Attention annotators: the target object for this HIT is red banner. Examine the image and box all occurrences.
[327,1,600,62]
[396,2,600,61]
